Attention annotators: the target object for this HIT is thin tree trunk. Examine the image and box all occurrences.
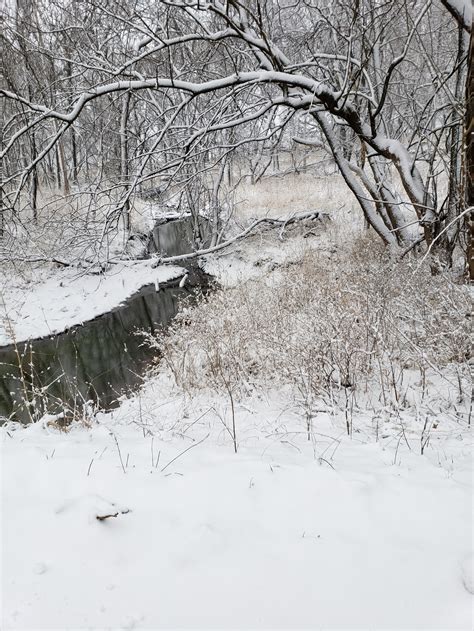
[0,139,4,238]
[71,128,78,185]
[58,139,70,196]
[27,84,38,219]
[67,58,79,185]
[368,155,411,245]
[444,24,469,264]
[30,143,38,222]
[467,28,474,279]
[313,111,397,246]
[55,145,62,190]
[211,160,226,246]
[120,92,131,234]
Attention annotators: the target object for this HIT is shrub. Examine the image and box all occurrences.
[149,236,471,435]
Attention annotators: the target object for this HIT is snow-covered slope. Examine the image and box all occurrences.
[2,378,472,629]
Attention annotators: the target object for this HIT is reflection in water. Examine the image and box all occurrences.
[0,269,211,423]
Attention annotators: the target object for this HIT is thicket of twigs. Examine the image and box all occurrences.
[149,236,471,438]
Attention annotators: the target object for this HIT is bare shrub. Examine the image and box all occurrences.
[150,237,471,438]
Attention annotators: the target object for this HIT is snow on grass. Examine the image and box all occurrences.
[2,376,472,630]
[0,261,185,345]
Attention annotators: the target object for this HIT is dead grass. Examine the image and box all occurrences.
[233,168,356,222]
[149,233,471,436]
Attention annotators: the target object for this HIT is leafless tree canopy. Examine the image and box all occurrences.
[1,0,471,266]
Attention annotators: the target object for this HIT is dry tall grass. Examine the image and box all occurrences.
[149,234,471,439]
[234,171,354,221]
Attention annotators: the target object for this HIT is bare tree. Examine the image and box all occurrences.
[0,0,471,267]
[466,28,474,279]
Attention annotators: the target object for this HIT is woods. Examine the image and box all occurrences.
[1,3,473,629]
[1,0,472,269]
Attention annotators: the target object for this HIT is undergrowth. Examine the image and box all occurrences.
[149,235,471,444]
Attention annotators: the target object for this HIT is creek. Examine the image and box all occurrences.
[0,216,211,423]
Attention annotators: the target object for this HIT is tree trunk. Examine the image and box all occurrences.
[211,160,226,247]
[55,145,62,190]
[0,143,4,238]
[71,128,78,185]
[443,24,469,266]
[58,139,70,196]
[67,58,79,185]
[120,92,131,234]
[467,28,474,280]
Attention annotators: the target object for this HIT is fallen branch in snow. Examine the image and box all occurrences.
[96,508,130,521]
[0,256,71,267]
[151,211,323,267]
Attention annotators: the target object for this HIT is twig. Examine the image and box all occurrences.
[400,236,425,258]
[318,457,335,470]
[87,458,94,476]
[182,407,213,434]
[161,433,210,473]
[0,256,71,266]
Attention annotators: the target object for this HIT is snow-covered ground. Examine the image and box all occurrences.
[2,375,473,629]
[1,207,472,629]
[0,261,185,345]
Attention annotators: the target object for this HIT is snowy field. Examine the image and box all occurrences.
[2,375,473,629]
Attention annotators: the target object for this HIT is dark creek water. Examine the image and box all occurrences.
[0,217,212,424]
[0,268,211,424]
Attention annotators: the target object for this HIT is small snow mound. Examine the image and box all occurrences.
[55,494,130,523]
[461,553,474,594]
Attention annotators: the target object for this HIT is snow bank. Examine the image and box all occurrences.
[0,261,185,345]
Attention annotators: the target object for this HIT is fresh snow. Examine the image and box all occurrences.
[0,261,185,346]
[1,221,472,629]
[2,376,473,630]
